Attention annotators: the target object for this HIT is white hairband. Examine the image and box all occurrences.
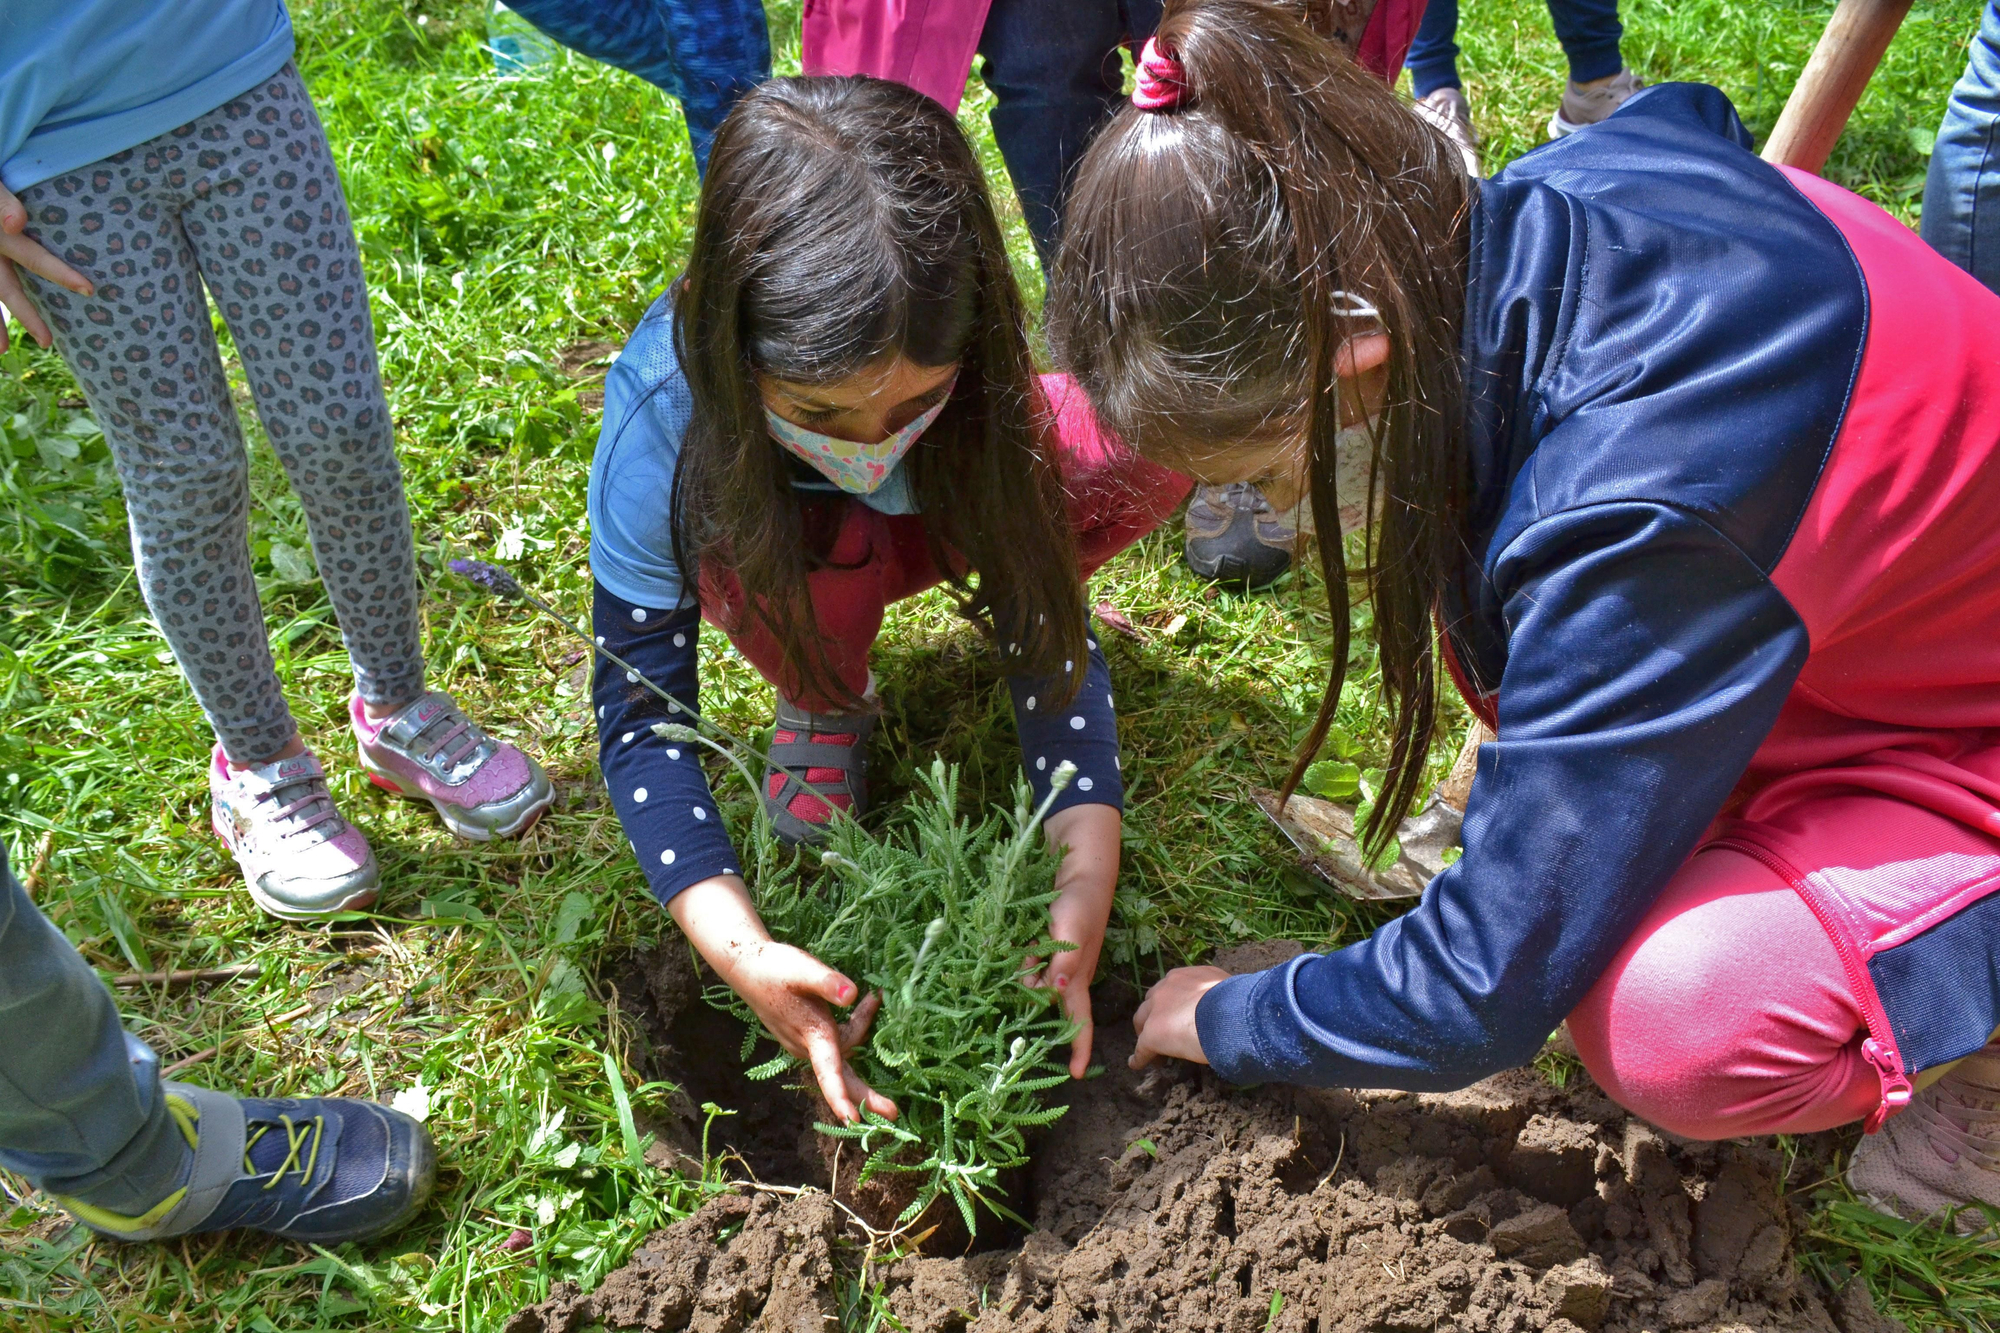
[1329,289,1381,318]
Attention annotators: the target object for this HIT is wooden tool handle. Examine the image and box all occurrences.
[1762,0,1916,174]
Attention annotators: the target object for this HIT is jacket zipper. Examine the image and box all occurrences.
[1712,832,1913,1132]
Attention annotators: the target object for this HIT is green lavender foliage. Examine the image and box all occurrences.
[719,758,1079,1236]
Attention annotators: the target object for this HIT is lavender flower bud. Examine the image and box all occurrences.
[448,558,527,601]
[1049,760,1078,793]
[652,723,700,742]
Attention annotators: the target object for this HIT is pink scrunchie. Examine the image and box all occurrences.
[1131,37,1186,111]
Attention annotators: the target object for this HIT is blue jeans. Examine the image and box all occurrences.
[1924,0,2000,292]
[0,841,188,1214]
[1407,0,1625,98]
[978,0,1163,265]
[505,0,771,175]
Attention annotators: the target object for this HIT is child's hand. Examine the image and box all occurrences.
[668,875,898,1125]
[0,184,94,355]
[1037,803,1121,1077]
[1131,966,1229,1069]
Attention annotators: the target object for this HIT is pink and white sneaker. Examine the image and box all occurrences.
[352,693,553,841]
[210,747,380,921]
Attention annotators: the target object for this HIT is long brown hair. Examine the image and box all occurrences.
[1047,0,1473,852]
[673,76,1086,710]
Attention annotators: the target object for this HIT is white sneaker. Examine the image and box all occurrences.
[1414,86,1482,177]
[210,745,380,921]
[1848,1041,2000,1234]
[1548,68,1646,139]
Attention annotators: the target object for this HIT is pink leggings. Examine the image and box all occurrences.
[1569,754,2000,1140]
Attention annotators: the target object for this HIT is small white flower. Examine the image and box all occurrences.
[631,607,647,622]
[1078,776,1095,792]
[633,787,648,803]
[391,1078,432,1124]
[661,848,676,865]
[1070,716,1085,730]
[693,806,708,821]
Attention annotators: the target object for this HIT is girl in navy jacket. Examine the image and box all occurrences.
[1049,0,2000,1229]
[589,76,1186,1123]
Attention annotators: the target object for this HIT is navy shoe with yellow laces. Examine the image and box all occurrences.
[56,1082,436,1244]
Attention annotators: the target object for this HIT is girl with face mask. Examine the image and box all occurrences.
[587,75,1189,1124]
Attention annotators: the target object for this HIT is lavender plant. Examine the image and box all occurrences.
[450,559,1079,1237]
[727,755,1079,1237]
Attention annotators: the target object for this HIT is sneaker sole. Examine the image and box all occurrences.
[212,811,380,923]
[362,764,554,842]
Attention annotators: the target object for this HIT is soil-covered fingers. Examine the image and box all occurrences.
[1130,966,1228,1069]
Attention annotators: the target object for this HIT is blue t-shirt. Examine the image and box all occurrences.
[2,1,295,193]
[586,292,1125,905]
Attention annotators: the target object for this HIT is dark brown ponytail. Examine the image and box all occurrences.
[1048,0,1473,854]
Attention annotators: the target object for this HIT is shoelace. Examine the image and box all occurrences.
[407,701,486,771]
[1917,1072,2000,1170]
[260,773,341,842]
[243,1114,325,1190]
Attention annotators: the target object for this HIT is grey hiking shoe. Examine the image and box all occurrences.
[1414,86,1482,176]
[55,1082,436,1244]
[1183,483,1300,591]
[1548,68,1645,139]
[1848,1041,2000,1233]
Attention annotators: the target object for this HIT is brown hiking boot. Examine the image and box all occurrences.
[1848,1041,2000,1233]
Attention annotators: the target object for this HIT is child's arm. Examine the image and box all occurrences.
[591,584,891,1121]
[1007,633,1124,1074]
[1189,505,1808,1090]
[668,875,897,1124]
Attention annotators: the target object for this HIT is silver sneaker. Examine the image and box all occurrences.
[210,746,379,921]
[1849,1040,2000,1233]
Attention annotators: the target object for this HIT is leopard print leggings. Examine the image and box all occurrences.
[18,65,424,764]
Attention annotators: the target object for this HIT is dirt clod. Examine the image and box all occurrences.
[516,943,1860,1333]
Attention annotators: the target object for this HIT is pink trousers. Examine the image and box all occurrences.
[1569,736,2000,1140]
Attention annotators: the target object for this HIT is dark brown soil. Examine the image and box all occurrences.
[511,941,1889,1333]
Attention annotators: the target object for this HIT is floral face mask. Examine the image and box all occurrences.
[764,393,950,496]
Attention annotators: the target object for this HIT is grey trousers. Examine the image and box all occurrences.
[0,842,188,1215]
[17,65,426,765]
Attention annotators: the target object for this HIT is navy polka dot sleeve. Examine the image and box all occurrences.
[1006,633,1124,816]
[591,582,740,903]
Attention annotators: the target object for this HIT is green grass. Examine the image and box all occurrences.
[0,1,1987,1329]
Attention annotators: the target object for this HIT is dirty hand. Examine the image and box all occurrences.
[1036,802,1120,1077]
[668,875,898,1125]
[0,182,94,355]
[1131,965,1229,1069]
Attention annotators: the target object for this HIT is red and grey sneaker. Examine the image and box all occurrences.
[762,697,876,845]
[352,692,553,842]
